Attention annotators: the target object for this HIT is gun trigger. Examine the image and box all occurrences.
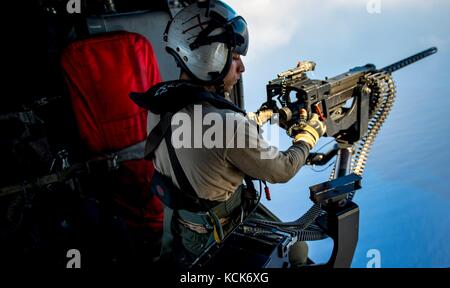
[314,103,326,121]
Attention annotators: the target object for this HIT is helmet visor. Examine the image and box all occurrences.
[229,16,248,56]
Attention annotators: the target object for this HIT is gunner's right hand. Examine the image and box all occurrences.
[288,113,326,149]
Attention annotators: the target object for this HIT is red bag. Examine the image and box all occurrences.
[61,31,163,232]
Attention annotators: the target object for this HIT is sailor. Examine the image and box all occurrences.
[131,0,326,267]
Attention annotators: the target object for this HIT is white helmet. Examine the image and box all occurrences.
[164,0,249,84]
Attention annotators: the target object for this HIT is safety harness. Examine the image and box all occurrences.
[131,81,258,242]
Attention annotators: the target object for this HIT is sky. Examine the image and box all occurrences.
[225,0,450,267]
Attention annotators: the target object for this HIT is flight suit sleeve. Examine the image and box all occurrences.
[223,114,310,183]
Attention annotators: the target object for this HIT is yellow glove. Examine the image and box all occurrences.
[289,113,326,149]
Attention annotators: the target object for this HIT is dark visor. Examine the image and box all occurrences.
[229,16,248,56]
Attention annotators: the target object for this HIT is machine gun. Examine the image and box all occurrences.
[192,47,438,269]
[267,47,438,145]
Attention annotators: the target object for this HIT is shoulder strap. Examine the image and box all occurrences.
[111,140,146,162]
[149,113,218,211]
[144,113,172,160]
[163,113,201,210]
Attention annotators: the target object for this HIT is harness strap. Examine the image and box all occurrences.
[0,111,43,125]
[176,186,243,223]
[144,113,172,160]
[160,112,229,242]
[0,140,148,198]
[162,113,217,210]
[111,140,146,162]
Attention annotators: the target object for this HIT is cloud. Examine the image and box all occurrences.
[225,0,449,60]
[226,0,302,60]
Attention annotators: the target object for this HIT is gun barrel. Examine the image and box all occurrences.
[380,47,438,73]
